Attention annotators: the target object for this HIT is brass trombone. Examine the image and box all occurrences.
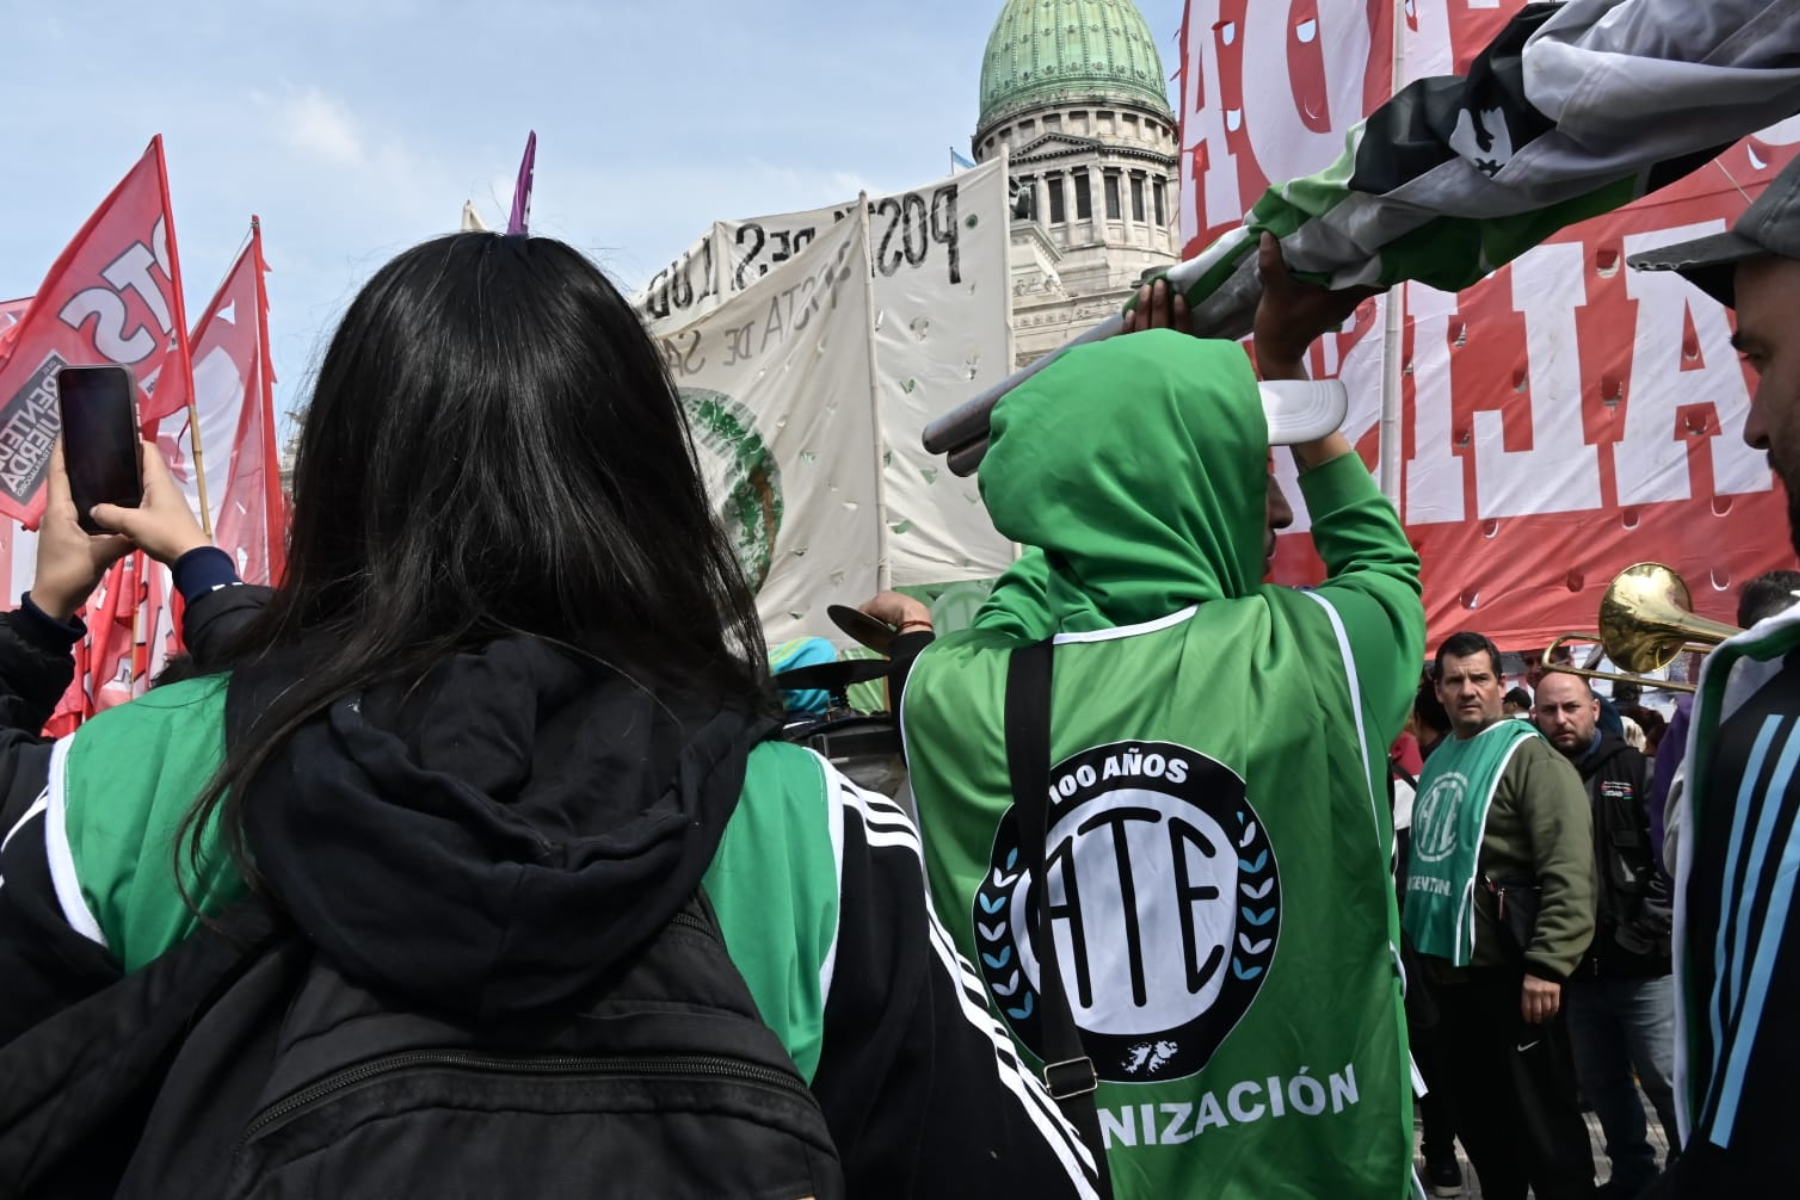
[1541,563,1741,694]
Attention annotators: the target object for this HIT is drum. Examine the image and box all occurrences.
[782,712,908,798]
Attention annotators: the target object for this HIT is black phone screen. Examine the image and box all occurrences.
[56,366,142,534]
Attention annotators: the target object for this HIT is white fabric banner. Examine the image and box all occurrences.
[638,160,1015,588]
[650,213,884,646]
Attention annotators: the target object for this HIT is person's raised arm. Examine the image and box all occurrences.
[0,443,135,734]
[91,442,271,666]
[1252,234,1423,738]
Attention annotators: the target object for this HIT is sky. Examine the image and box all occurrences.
[0,0,1185,434]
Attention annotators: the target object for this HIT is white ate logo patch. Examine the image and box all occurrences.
[977,741,1278,1084]
[1411,772,1469,865]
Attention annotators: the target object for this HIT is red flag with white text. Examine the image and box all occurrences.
[0,137,195,525]
[44,550,165,738]
[162,221,286,587]
[1178,1,1800,651]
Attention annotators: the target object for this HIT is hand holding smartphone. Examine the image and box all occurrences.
[55,365,143,534]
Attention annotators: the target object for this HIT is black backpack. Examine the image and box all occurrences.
[0,893,842,1199]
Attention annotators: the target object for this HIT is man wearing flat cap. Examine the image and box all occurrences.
[1628,150,1800,1195]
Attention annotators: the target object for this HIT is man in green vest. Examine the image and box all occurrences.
[902,236,1426,1198]
[1404,631,1596,1200]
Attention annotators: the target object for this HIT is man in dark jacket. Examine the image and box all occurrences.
[1535,670,1677,1196]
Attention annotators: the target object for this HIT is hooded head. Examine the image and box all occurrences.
[978,332,1283,632]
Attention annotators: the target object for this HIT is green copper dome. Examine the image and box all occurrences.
[978,0,1173,133]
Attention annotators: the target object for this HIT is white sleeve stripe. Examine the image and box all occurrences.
[1,789,47,858]
[1299,591,1386,858]
[837,782,911,824]
[859,827,926,854]
[0,792,48,890]
[918,886,1102,1196]
[46,736,108,949]
[832,769,1099,1195]
[813,751,845,1009]
[841,791,924,855]
[855,812,921,838]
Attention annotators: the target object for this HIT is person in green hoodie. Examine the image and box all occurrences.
[901,235,1426,1199]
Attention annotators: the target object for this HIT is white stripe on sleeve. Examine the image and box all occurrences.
[45,736,108,948]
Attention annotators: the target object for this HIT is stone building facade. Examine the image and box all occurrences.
[974,0,1183,367]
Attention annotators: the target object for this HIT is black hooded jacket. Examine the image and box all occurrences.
[1573,731,1672,977]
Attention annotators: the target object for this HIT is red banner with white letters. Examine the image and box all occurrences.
[0,137,194,526]
[45,222,292,732]
[1179,1,1800,651]
[164,222,286,588]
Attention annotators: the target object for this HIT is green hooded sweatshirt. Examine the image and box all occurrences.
[901,332,1425,1199]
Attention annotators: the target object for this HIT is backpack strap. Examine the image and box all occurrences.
[1005,638,1113,1199]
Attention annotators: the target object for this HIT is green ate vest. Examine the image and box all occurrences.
[902,596,1413,1200]
[1401,720,1541,967]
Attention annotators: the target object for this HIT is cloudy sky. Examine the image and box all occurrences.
[0,0,1184,428]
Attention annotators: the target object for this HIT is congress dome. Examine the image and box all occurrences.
[977,0,1174,140]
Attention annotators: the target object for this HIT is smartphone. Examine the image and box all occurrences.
[55,365,143,535]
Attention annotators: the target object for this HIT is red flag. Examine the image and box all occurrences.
[1179,2,1800,650]
[45,550,165,734]
[46,214,289,735]
[160,219,286,586]
[0,297,31,359]
[0,137,197,525]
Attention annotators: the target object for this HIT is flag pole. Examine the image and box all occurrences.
[250,216,286,585]
[858,194,893,593]
[1376,1,1407,510]
[152,136,213,539]
[998,142,1022,562]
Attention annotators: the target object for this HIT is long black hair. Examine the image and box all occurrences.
[179,233,770,892]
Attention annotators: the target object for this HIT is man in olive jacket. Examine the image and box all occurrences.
[1406,631,1596,1200]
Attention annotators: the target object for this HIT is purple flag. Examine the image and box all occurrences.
[506,131,536,236]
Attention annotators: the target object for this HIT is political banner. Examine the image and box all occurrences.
[45,222,289,733]
[639,159,1015,589]
[0,137,197,524]
[650,211,884,645]
[1179,0,1800,650]
[164,222,286,587]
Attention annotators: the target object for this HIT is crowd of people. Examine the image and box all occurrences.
[0,146,1794,1200]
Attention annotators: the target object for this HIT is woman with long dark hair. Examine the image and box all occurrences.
[0,234,1095,1198]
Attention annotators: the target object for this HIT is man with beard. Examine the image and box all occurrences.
[1405,632,1595,1200]
[1533,671,1676,1197]
[1629,151,1800,1195]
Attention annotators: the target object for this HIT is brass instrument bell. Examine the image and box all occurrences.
[1542,563,1741,694]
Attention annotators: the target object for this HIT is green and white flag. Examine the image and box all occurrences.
[1176,0,1800,340]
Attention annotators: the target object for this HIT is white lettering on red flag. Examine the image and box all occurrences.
[1178,1,1798,647]
[0,138,192,525]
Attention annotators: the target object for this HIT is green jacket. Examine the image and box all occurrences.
[1454,736,1596,981]
[902,333,1425,1198]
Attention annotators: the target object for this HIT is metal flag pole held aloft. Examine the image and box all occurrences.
[921,224,1260,476]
